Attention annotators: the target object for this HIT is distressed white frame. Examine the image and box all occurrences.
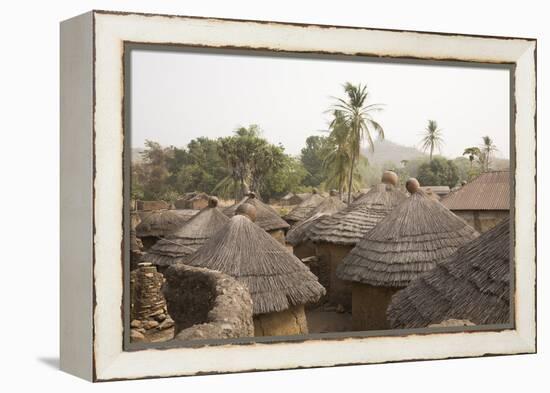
[61,10,536,382]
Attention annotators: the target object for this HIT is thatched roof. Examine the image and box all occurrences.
[387,217,510,328]
[135,209,199,238]
[337,178,479,287]
[283,190,326,223]
[286,192,347,246]
[223,193,289,232]
[185,205,326,315]
[142,198,230,267]
[308,172,407,246]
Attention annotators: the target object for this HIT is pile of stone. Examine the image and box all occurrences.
[130,262,174,342]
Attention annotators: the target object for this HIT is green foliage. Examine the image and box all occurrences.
[416,156,459,188]
[300,135,330,187]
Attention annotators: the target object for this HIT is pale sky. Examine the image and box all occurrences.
[130,48,510,159]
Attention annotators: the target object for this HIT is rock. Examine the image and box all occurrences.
[154,313,167,322]
[130,319,142,328]
[158,318,174,330]
[130,329,145,342]
[143,320,159,330]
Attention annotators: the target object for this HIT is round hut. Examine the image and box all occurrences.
[307,171,407,308]
[337,178,479,331]
[223,192,290,245]
[286,190,347,260]
[185,203,326,337]
[283,189,325,225]
[142,197,229,271]
[387,217,510,329]
[135,208,198,249]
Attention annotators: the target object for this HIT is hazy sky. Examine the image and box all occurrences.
[130,48,510,159]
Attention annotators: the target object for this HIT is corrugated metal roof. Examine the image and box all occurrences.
[441,171,510,211]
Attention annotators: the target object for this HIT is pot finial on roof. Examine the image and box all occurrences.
[329,189,338,196]
[247,191,256,199]
[406,178,421,194]
[382,170,399,186]
[208,196,219,208]
[312,188,318,194]
[236,203,257,222]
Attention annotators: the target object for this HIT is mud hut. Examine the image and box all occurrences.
[387,217,510,329]
[337,178,479,331]
[283,189,325,225]
[280,192,304,206]
[135,209,199,249]
[142,197,229,270]
[286,190,347,260]
[185,204,326,337]
[223,192,290,245]
[307,171,407,308]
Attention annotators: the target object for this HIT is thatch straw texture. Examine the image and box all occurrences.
[142,203,229,267]
[337,184,479,287]
[308,183,406,246]
[286,196,347,246]
[135,209,199,238]
[223,193,290,232]
[283,192,325,223]
[185,214,325,315]
[387,217,510,328]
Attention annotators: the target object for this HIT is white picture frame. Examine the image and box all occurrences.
[60,10,536,382]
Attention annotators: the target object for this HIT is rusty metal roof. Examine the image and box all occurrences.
[441,171,510,211]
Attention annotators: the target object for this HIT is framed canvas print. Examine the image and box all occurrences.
[60,10,537,382]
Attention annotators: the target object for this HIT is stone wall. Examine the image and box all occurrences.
[130,263,174,342]
[163,264,254,341]
[452,209,509,233]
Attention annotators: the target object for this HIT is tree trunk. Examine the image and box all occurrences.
[347,153,356,204]
[430,145,433,161]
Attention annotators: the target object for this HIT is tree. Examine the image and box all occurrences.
[416,156,459,188]
[420,120,444,161]
[300,135,330,187]
[463,147,481,169]
[479,136,498,172]
[330,82,385,203]
[323,111,352,196]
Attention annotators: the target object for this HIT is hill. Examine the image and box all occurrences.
[362,139,426,166]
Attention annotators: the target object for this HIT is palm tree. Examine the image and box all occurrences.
[323,111,352,197]
[479,136,497,172]
[330,82,385,203]
[420,120,444,161]
[463,147,481,169]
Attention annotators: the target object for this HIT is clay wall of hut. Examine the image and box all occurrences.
[254,305,308,336]
[351,283,402,331]
[452,210,508,233]
[315,243,353,309]
[163,264,254,341]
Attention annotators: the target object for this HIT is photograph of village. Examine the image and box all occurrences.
[128,48,512,344]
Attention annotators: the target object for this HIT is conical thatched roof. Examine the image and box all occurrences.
[387,217,510,328]
[142,198,230,267]
[308,172,407,246]
[185,205,326,315]
[283,190,325,223]
[135,209,199,238]
[223,193,289,232]
[337,178,479,287]
[286,191,347,246]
